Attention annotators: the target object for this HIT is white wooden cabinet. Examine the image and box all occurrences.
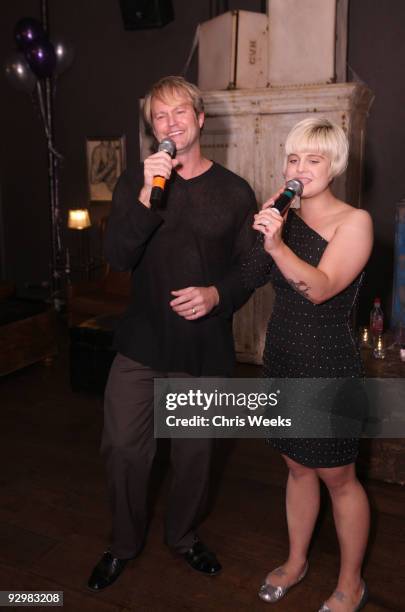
[140,83,373,364]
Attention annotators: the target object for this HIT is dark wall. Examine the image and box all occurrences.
[348,0,405,323]
[1,0,404,324]
[0,0,263,286]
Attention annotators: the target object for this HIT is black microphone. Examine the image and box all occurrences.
[150,138,176,209]
[272,179,304,215]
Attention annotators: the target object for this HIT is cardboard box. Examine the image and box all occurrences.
[267,0,348,86]
[198,10,268,90]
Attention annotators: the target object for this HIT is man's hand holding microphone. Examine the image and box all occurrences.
[138,138,179,209]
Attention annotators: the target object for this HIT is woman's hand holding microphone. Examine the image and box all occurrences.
[253,180,303,255]
[253,188,286,255]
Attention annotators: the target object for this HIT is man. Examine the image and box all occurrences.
[88,76,256,591]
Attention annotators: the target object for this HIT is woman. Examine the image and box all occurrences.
[243,118,373,611]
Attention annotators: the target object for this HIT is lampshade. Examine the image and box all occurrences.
[68,208,91,230]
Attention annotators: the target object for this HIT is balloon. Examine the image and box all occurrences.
[4,51,36,93]
[14,17,46,52]
[25,39,56,79]
[53,39,75,75]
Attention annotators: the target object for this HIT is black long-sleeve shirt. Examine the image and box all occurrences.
[105,162,257,376]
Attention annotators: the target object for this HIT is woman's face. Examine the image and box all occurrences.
[285,150,332,198]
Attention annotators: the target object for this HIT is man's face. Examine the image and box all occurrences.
[150,94,204,156]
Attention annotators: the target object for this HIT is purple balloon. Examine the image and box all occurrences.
[25,39,56,79]
[14,17,46,51]
[4,51,36,93]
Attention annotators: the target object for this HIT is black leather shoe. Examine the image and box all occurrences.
[87,551,129,591]
[183,540,222,576]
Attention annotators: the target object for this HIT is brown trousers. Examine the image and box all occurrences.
[101,353,213,558]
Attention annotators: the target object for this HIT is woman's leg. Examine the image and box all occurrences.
[265,454,320,587]
[317,463,369,610]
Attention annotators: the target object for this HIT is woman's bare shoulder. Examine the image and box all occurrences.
[337,202,372,231]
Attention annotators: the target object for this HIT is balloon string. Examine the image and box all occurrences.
[35,80,64,159]
[35,80,63,272]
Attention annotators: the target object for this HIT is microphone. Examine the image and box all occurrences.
[272,179,304,215]
[150,138,176,209]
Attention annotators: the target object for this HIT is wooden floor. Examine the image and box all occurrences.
[1,346,404,612]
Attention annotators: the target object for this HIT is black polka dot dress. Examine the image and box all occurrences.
[244,210,364,468]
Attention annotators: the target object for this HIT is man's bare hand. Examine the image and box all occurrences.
[170,286,219,320]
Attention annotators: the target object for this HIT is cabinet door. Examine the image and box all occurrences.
[201,114,258,190]
[202,112,274,364]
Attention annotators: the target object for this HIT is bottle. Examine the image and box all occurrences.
[370,297,384,340]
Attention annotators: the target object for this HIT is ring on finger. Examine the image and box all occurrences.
[192,307,196,315]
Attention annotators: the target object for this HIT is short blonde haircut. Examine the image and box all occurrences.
[143,76,204,128]
[284,117,349,179]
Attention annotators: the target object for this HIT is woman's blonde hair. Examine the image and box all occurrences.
[284,117,349,179]
[143,76,204,127]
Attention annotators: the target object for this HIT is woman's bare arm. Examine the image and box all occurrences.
[253,207,373,304]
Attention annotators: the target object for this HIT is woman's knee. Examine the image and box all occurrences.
[283,454,315,480]
[316,463,356,492]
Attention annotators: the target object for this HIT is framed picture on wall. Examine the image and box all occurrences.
[86,136,126,202]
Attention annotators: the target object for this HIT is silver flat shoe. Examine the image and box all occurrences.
[258,561,309,603]
[318,581,368,612]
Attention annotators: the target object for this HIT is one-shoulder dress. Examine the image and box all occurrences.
[243,210,364,468]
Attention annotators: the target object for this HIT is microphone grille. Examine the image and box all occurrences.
[158,138,176,158]
[286,179,304,197]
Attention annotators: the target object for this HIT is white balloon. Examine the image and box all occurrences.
[4,51,36,93]
[53,38,75,75]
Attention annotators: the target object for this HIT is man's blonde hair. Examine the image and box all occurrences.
[284,117,349,179]
[143,76,204,127]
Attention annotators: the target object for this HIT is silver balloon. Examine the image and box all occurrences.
[53,39,75,75]
[4,51,36,93]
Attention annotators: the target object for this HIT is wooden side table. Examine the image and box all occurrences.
[358,341,405,485]
[0,281,15,301]
[0,299,58,377]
